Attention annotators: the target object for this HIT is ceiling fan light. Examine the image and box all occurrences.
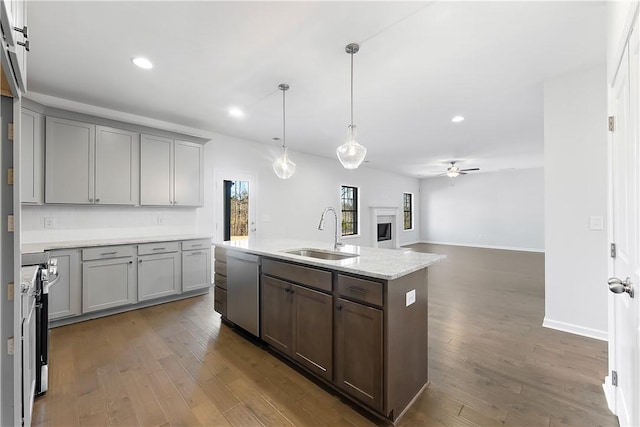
[337,125,367,169]
[273,147,296,179]
[446,170,460,178]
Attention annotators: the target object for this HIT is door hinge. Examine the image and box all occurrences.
[611,243,617,258]
[609,116,615,132]
[612,370,618,386]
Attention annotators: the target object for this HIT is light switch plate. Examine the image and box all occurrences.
[406,289,416,307]
[7,282,13,301]
[7,215,14,232]
[7,337,14,355]
[7,168,13,185]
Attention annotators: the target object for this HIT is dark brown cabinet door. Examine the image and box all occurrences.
[261,276,293,354]
[292,284,333,381]
[335,297,383,412]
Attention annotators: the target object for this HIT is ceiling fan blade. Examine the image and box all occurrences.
[460,168,480,172]
[458,171,467,175]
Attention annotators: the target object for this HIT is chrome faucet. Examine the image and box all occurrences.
[318,207,344,250]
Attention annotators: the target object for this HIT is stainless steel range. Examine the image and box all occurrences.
[22,252,59,396]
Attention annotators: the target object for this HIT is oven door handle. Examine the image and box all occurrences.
[43,273,61,293]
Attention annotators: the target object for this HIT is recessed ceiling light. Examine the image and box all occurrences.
[451,115,465,123]
[132,57,153,69]
[228,107,245,118]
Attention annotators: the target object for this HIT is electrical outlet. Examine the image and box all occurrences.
[406,289,416,307]
[7,215,14,232]
[589,216,604,231]
[7,337,14,355]
[44,217,56,229]
[7,282,13,301]
[157,216,164,225]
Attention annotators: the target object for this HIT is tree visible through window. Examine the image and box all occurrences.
[403,193,413,230]
[341,186,358,236]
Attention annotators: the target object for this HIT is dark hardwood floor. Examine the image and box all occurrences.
[33,244,618,426]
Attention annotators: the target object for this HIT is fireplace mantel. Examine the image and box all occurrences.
[369,206,402,249]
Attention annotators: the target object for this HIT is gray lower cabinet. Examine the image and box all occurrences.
[182,248,211,292]
[82,256,136,313]
[137,252,180,301]
[48,249,81,320]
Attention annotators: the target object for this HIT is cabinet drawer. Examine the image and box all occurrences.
[138,241,180,255]
[214,273,227,290]
[214,245,227,261]
[214,286,227,317]
[183,239,211,251]
[262,259,332,293]
[82,245,135,261]
[214,260,227,277]
[337,274,383,307]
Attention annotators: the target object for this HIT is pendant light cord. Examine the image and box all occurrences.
[282,87,286,149]
[350,51,354,127]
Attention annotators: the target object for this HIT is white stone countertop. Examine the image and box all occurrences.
[22,234,213,254]
[217,239,445,280]
[21,266,38,291]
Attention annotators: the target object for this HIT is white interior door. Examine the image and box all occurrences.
[214,170,257,242]
[608,19,640,427]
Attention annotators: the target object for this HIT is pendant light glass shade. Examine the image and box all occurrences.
[337,43,367,169]
[273,146,296,179]
[337,125,367,169]
[273,83,296,179]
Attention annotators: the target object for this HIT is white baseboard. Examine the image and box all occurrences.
[542,317,608,341]
[401,239,422,247]
[602,376,616,414]
[417,240,545,253]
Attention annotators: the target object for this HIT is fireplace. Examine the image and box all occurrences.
[369,206,401,249]
[377,223,392,242]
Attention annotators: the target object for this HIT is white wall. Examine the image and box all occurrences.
[543,65,608,340]
[22,133,421,248]
[419,168,544,251]
[198,134,421,247]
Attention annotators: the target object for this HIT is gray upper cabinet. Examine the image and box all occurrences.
[174,140,203,206]
[95,126,138,205]
[45,117,139,205]
[140,135,204,207]
[20,109,44,204]
[45,117,95,204]
[140,134,174,206]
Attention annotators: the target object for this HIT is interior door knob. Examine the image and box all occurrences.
[608,277,634,298]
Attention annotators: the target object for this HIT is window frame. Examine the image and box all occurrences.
[403,192,414,231]
[340,185,360,238]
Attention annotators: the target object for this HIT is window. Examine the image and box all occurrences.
[403,192,413,230]
[341,185,358,236]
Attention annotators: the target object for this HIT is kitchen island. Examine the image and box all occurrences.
[214,240,445,423]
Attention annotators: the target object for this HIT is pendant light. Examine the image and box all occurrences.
[337,43,367,169]
[272,83,296,179]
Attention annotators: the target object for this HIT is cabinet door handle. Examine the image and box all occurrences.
[153,247,166,251]
[89,198,94,203]
[101,251,117,256]
[189,251,203,255]
[336,304,343,311]
[95,198,100,203]
[138,259,143,263]
[129,261,133,264]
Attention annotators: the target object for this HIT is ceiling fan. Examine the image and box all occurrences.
[440,161,480,178]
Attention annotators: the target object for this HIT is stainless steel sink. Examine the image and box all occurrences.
[284,248,359,260]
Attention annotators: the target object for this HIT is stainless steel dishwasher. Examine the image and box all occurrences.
[226,251,261,337]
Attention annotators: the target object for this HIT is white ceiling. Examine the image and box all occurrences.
[26,1,605,177]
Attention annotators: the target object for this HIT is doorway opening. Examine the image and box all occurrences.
[223,180,250,241]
